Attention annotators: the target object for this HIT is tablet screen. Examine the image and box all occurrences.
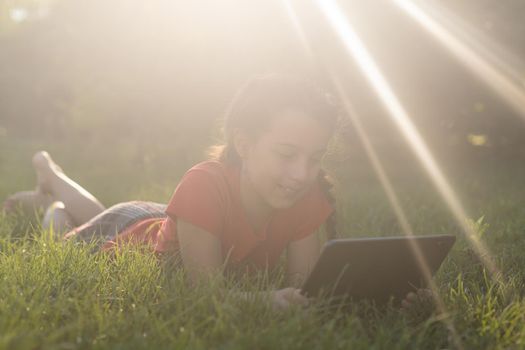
[300,234,455,303]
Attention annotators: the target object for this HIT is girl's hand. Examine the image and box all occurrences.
[401,288,435,319]
[270,288,310,311]
[401,288,433,309]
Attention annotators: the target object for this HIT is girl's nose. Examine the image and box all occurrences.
[288,158,310,184]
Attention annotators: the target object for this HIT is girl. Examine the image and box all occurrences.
[3,75,338,310]
[2,75,426,311]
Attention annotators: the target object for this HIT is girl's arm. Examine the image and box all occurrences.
[286,231,321,288]
[177,218,309,310]
[177,218,223,285]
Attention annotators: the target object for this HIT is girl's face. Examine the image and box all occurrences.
[239,109,332,211]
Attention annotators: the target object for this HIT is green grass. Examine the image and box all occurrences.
[2,139,525,349]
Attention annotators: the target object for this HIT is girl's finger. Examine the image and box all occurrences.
[406,292,418,302]
[272,296,287,311]
[291,289,308,302]
[417,288,433,301]
[283,289,304,304]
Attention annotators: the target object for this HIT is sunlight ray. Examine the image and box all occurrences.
[330,75,463,349]
[313,0,502,281]
[282,2,463,345]
[392,0,525,120]
[282,0,313,59]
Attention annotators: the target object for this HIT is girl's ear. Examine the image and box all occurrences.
[232,128,251,159]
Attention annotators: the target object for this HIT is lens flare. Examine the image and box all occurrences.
[392,0,525,120]
[282,0,313,58]
[10,8,28,23]
[314,0,502,281]
[330,75,462,349]
[283,1,463,346]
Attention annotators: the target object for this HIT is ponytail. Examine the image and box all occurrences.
[318,169,338,241]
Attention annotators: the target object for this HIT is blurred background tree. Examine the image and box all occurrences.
[0,0,524,203]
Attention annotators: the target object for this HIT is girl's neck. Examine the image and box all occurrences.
[239,169,274,234]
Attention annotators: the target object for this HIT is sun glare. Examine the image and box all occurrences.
[313,0,502,282]
[282,0,313,59]
[392,0,525,121]
[330,76,463,348]
[467,134,487,147]
[283,1,464,346]
[10,8,28,23]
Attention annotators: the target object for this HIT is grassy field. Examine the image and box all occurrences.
[1,138,525,349]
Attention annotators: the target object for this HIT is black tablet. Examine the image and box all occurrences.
[300,234,456,303]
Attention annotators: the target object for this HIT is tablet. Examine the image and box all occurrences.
[300,234,456,303]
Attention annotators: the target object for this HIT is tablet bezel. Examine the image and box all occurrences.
[300,234,456,303]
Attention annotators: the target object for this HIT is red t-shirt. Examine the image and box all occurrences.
[103,160,333,270]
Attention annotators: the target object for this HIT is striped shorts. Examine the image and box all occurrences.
[65,200,167,244]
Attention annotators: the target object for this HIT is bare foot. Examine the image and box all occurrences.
[32,151,63,195]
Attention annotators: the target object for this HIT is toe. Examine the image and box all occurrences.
[32,151,52,169]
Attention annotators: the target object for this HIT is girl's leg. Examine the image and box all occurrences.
[42,201,75,236]
[2,190,53,216]
[32,151,106,226]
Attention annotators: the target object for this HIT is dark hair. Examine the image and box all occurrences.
[209,74,340,240]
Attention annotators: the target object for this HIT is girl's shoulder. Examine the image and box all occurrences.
[178,160,239,193]
[187,160,229,174]
[166,160,239,237]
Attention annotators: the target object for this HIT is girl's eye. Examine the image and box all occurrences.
[310,153,325,164]
[275,151,296,160]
